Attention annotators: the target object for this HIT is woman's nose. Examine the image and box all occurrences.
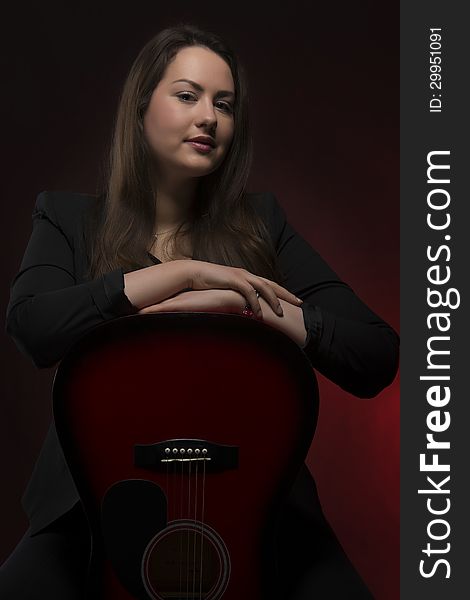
[195,98,218,126]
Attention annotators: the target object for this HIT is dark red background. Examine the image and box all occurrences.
[0,2,399,599]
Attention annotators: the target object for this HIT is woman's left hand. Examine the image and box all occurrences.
[137,288,307,347]
[137,289,246,315]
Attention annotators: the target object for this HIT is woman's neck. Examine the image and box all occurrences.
[152,170,199,229]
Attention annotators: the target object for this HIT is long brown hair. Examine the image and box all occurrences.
[84,23,284,284]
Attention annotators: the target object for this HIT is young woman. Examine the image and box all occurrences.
[2,23,399,599]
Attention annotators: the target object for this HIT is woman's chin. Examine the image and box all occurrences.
[179,161,220,178]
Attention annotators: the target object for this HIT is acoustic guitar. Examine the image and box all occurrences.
[53,312,319,599]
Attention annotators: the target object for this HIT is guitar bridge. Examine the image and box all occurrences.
[134,438,239,472]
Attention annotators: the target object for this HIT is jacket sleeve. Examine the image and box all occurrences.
[269,192,400,399]
[5,191,139,369]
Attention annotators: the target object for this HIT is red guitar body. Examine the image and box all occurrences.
[53,312,318,599]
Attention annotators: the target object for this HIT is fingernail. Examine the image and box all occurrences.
[277,306,284,316]
[296,297,303,304]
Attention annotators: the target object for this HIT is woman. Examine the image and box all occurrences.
[2,23,399,599]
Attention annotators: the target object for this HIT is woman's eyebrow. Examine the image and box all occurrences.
[171,78,235,98]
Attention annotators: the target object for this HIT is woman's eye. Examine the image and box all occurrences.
[216,101,234,113]
[177,92,196,102]
[176,92,233,113]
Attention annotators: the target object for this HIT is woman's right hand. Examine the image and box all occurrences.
[187,260,303,319]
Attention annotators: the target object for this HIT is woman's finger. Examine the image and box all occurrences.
[270,284,302,307]
[138,304,164,314]
[256,275,303,304]
[138,299,176,314]
[250,276,302,310]
[248,279,284,316]
[236,283,261,318]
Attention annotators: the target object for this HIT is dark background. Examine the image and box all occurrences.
[0,2,399,599]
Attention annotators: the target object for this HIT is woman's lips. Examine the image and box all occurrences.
[185,141,214,154]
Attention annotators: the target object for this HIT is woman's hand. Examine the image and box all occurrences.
[187,260,303,319]
[137,289,308,348]
[137,289,245,316]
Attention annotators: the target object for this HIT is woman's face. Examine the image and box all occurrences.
[143,45,236,179]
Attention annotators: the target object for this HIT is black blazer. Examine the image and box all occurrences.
[5,190,399,547]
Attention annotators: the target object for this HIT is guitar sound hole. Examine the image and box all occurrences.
[142,519,230,600]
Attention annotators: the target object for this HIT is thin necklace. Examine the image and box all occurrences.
[154,225,179,236]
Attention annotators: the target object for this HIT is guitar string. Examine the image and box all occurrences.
[179,449,184,598]
[192,456,199,598]
[186,452,192,598]
[167,451,177,599]
[199,454,206,599]
[166,445,208,598]
[165,450,169,592]
[165,456,170,525]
